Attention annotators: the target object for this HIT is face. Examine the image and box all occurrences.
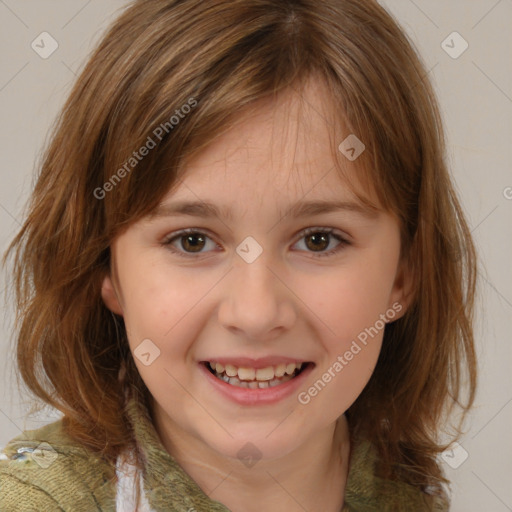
[101,78,412,463]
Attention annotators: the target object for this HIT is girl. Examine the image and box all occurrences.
[0,0,477,510]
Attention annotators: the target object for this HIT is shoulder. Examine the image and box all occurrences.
[0,419,117,512]
[344,438,450,512]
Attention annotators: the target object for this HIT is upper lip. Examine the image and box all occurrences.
[201,356,311,369]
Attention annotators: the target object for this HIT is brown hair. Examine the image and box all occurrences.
[2,0,477,501]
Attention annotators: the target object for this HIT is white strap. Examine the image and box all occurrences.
[115,448,155,512]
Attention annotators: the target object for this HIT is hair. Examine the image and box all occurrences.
[2,0,477,503]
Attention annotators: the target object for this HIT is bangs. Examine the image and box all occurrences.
[89,1,423,247]
[98,68,409,247]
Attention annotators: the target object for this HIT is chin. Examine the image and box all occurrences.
[203,428,304,464]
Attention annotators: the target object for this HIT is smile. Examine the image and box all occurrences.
[204,361,310,389]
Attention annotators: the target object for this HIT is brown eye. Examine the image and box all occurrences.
[304,232,330,252]
[163,227,350,259]
[181,233,206,252]
[163,229,218,256]
[293,227,350,258]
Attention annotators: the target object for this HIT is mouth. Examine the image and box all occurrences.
[201,360,313,389]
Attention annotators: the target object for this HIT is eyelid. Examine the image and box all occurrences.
[298,226,352,243]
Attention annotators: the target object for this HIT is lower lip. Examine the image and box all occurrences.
[199,362,314,406]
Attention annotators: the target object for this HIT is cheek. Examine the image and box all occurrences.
[302,343,382,415]
[291,256,395,412]
[295,268,387,413]
[119,266,206,402]
[294,257,396,342]
[118,259,218,358]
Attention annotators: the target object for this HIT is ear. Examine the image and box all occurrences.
[387,253,415,321]
[101,273,124,316]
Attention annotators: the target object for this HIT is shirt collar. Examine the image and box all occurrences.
[123,385,448,511]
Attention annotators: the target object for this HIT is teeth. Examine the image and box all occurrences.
[255,367,274,381]
[225,364,237,377]
[207,360,306,388]
[275,364,286,377]
[285,363,297,375]
[237,367,256,380]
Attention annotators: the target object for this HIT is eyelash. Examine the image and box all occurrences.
[162,227,350,259]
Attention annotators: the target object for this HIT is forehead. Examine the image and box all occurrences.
[161,77,379,212]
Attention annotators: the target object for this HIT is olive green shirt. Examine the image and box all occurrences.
[0,391,449,511]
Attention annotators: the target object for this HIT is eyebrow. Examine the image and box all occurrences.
[149,199,380,222]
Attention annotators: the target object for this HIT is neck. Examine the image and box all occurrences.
[152,405,350,512]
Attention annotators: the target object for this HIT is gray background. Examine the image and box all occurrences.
[1,1,511,510]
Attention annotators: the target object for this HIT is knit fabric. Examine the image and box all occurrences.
[0,388,450,511]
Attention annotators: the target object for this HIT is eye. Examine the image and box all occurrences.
[162,228,219,257]
[162,227,350,258]
[292,227,350,257]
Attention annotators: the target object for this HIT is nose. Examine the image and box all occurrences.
[217,252,296,341]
